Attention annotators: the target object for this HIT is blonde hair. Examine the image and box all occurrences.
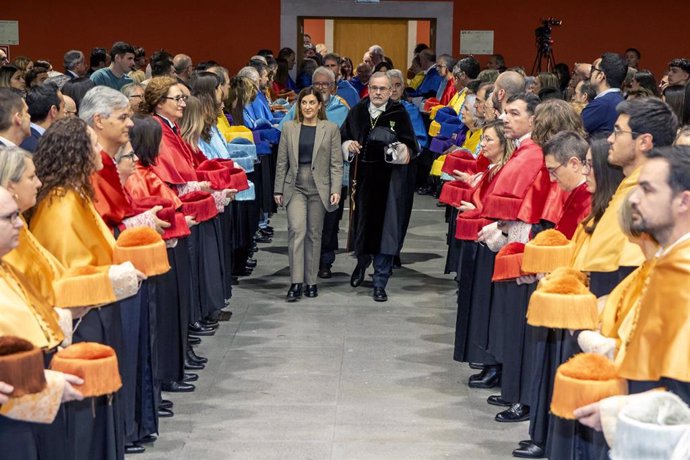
[179,95,206,147]
[0,146,32,187]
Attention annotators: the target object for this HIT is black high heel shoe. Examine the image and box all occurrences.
[286,283,303,302]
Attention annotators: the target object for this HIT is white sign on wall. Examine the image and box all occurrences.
[460,30,493,55]
[0,21,19,45]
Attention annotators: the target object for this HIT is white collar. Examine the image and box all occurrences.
[656,232,690,258]
[595,88,622,99]
[156,113,176,129]
[515,132,532,148]
[369,102,387,118]
[0,135,16,147]
[30,123,46,135]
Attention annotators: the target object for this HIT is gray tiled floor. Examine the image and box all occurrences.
[141,195,527,459]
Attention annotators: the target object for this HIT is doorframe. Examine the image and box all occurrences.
[283,0,452,67]
[298,17,437,70]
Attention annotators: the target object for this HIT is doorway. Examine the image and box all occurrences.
[301,17,434,71]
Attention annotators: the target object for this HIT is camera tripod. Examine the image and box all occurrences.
[531,44,556,75]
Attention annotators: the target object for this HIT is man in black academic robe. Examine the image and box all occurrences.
[341,72,419,301]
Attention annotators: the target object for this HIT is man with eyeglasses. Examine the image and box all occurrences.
[341,72,419,302]
[434,54,458,105]
[323,53,359,109]
[581,52,627,136]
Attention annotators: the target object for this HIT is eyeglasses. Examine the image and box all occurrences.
[128,94,144,99]
[591,65,603,74]
[117,153,137,162]
[547,162,566,177]
[163,95,188,104]
[368,85,390,93]
[0,210,20,224]
[612,127,639,139]
[312,82,333,88]
[582,159,593,174]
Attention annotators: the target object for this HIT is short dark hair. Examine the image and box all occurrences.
[195,60,219,72]
[61,77,96,110]
[616,97,678,147]
[26,83,61,123]
[130,114,162,167]
[277,48,295,60]
[646,145,690,195]
[578,81,597,102]
[256,49,274,58]
[323,53,341,65]
[668,58,690,73]
[414,43,429,55]
[465,79,481,94]
[543,130,589,163]
[599,52,628,89]
[150,50,174,77]
[134,47,146,59]
[110,41,135,61]
[0,88,24,131]
[633,70,659,96]
[294,86,326,123]
[506,92,540,116]
[457,56,480,79]
[89,47,107,68]
[625,48,641,59]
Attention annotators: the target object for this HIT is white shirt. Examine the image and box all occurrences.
[0,135,16,147]
[515,132,532,149]
[595,88,622,99]
[30,123,46,136]
[368,102,387,119]
[657,232,690,258]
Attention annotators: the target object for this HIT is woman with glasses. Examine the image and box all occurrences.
[274,86,343,301]
[143,77,231,342]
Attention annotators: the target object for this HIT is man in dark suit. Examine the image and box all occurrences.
[63,50,87,80]
[0,88,31,147]
[581,52,627,136]
[19,83,65,152]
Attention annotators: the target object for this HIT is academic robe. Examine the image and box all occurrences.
[30,188,124,460]
[554,182,592,239]
[578,168,644,273]
[91,152,135,232]
[481,139,551,224]
[617,236,690,388]
[3,224,65,348]
[341,98,419,256]
[151,116,198,185]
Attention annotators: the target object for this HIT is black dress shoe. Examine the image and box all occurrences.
[188,322,215,336]
[304,285,318,298]
[468,365,501,389]
[469,362,485,370]
[188,336,201,345]
[286,283,302,302]
[200,318,219,328]
[246,258,257,268]
[392,255,402,269]
[519,440,532,448]
[138,434,158,444]
[259,227,273,237]
[183,372,199,383]
[487,395,512,407]
[125,442,145,454]
[184,360,205,371]
[469,368,489,382]
[159,399,173,409]
[416,185,432,195]
[350,263,366,287]
[512,441,544,458]
[158,407,175,418]
[235,267,253,276]
[373,287,388,302]
[254,233,272,244]
[161,381,195,392]
[496,403,530,422]
[186,348,208,364]
[317,266,332,279]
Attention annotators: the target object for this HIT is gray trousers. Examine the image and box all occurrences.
[287,165,327,284]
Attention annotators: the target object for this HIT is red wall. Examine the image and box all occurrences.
[452,1,688,77]
[2,1,688,78]
[1,0,281,75]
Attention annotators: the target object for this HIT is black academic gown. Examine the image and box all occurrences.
[341,98,419,256]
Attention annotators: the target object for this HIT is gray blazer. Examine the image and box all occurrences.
[274,119,344,212]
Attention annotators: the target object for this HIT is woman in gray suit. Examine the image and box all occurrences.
[274,87,344,301]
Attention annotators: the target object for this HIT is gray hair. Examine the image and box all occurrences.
[63,50,84,71]
[237,66,260,85]
[369,71,391,86]
[45,74,69,90]
[121,82,145,98]
[369,45,385,57]
[79,86,130,126]
[462,94,478,118]
[312,66,335,82]
[0,146,32,187]
[386,69,404,83]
